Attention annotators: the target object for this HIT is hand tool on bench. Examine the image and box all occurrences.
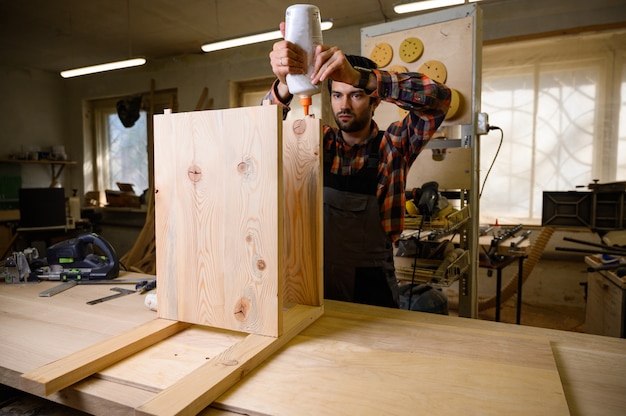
[38,277,156,297]
[135,279,157,293]
[510,230,532,248]
[486,224,523,261]
[86,287,136,305]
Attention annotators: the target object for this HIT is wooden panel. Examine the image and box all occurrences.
[408,147,471,190]
[20,318,190,396]
[154,106,282,336]
[363,15,475,128]
[362,11,477,193]
[281,118,323,306]
[135,304,323,416]
[215,306,570,416]
[586,272,626,337]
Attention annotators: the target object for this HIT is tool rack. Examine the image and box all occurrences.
[395,205,471,287]
[361,4,483,317]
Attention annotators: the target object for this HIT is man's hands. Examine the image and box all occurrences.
[268,22,361,101]
[310,45,360,87]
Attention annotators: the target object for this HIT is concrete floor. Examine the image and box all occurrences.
[443,257,588,332]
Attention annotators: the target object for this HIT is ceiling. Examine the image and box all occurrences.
[0,0,410,74]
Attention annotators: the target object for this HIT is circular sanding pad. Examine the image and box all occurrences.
[418,60,448,83]
[369,42,393,68]
[399,37,424,63]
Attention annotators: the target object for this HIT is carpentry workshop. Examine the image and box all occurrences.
[1,1,626,415]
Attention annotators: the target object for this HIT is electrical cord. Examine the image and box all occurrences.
[479,126,503,198]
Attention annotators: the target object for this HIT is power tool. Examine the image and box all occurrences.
[42,233,120,280]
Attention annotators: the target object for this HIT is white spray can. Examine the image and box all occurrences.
[284,4,323,116]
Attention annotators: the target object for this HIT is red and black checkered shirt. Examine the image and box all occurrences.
[265,70,451,241]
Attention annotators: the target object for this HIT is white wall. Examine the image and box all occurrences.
[0,66,67,187]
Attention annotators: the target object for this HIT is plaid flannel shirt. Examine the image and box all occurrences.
[264,70,451,242]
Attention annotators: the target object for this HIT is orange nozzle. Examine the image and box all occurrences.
[300,96,312,116]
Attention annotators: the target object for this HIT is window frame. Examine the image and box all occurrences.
[83,89,177,205]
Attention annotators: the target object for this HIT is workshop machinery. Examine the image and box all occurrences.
[41,232,120,281]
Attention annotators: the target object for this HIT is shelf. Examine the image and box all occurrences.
[0,159,77,187]
[0,159,77,165]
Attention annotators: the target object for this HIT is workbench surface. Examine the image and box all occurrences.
[1,273,625,415]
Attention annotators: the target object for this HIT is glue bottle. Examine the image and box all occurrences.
[284,4,323,116]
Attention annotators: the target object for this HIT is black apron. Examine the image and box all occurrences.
[323,133,399,308]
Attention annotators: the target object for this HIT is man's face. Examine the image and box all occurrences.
[330,81,374,134]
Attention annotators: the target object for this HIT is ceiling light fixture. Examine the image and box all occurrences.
[60,0,145,78]
[60,58,147,78]
[201,20,334,53]
[394,0,475,14]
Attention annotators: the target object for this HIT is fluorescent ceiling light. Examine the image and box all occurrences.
[60,57,147,78]
[394,0,466,14]
[201,20,334,53]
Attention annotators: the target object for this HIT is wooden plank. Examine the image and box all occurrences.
[154,106,283,337]
[135,304,323,416]
[219,338,568,416]
[281,118,323,307]
[214,307,569,416]
[21,319,190,396]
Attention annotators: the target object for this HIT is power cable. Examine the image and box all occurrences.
[479,126,503,198]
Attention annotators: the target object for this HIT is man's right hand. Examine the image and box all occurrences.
[268,22,307,101]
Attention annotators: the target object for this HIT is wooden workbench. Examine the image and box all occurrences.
[1,272,625,415]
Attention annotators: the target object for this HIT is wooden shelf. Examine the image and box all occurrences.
[0,159,77,187]
[0,158,77,165]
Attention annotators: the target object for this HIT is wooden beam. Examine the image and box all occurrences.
[195,87,209,111]
[135,304,323,416]
[21,319,190,396]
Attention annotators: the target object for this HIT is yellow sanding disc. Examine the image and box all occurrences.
[399,37,424,63]
[398,108,409,119]
[369,42,393,68]
[388,65,409,73]
[444,88,462,120]
[419,60,447,83]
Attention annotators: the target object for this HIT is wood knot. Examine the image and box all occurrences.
[221,359,239,366]
[256,259,266,271]
[293,119,306,135]
[187,164,202,182]
[237,161,248,174]
[234,297,251,322]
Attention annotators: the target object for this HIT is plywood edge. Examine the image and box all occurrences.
[20,318,190,396]
[281,117,324,307]
[135,304,324,416]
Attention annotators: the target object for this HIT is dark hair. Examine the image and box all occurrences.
[327,54,378,93]
[345,55,377,70]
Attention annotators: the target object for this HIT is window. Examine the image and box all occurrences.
[479,29,626,224]
[99,105,149,193]
[84,89,177,204]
